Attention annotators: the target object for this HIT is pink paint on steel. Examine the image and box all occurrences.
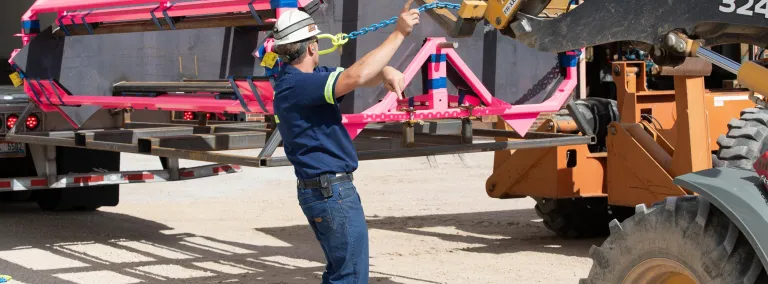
[341,39,579,137]
[25,79,276,115]
[57,1,276,26]
[19,35,576,139]
[426,56,448,110]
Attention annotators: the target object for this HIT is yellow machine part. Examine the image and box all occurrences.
[485,0,524,29]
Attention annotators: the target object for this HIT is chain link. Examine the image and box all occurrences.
[345,1,461,40]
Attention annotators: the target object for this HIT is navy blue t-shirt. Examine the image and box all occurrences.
[272,64,359,179]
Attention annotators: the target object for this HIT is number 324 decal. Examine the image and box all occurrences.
[721,0,768,16]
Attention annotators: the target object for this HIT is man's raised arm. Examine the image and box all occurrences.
[334,0,420,97]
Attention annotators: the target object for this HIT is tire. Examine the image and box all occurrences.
[534,197,634,239]
[581,196,767,283]
[35,147,120,211]
[714,107,768,170]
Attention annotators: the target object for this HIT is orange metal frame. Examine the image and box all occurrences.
[486,60,755,206]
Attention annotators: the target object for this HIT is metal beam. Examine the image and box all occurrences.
[54,14,274,37]
[357,128,464,146]
[148,147,263,167]
[472,129,581,139]
[74,127,195,145]
[138,132,266,152]
[262,134,593,167]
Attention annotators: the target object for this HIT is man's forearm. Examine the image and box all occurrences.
[346,32,405,84]
[362,66,398,87]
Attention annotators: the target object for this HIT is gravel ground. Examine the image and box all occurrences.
[0,150,600,284]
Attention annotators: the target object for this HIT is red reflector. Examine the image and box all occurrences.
[0,181,11,188]
[212,166,232,174]
[73,176,104,183]
[124,173,154,181]
[31,179,48,187]
[180,171,195,178]
[232,165,242,170]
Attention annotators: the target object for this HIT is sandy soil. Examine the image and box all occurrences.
[0,150,600,284]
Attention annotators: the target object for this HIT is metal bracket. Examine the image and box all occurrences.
[80,11,94,35]
[150,6,164,30]
[246,77,269,113]
[57,14,71,36]
[227,77,253,113]
[248,0,265,25]
[49,79,67,105]
[257,127,282,160]
[162,3,177,30]
[26,80,45,105]
[34,79,54,105]
[160,157,180,181]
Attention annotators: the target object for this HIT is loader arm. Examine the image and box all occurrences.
[438,0,768,66]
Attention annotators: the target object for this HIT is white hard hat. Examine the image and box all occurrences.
[272,10,321,45]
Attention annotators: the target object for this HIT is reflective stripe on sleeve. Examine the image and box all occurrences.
[324,67,345,104]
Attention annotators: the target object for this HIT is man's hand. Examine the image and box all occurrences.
[395,0,420,37]
[381,66,406,99]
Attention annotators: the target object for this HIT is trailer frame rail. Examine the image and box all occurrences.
[5,103,595,169]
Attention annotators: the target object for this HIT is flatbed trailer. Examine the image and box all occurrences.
[4,0,598,178]
[0,86,245,210]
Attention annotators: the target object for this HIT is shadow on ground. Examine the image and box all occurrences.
[0,201,601,284]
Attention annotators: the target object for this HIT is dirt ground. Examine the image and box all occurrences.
[0,150,600,284]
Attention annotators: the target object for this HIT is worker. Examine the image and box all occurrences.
[270,1,420,283]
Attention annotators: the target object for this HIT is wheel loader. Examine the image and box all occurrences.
[425,0,768,282]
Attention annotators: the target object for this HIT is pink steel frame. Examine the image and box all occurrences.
[14,1,578,140]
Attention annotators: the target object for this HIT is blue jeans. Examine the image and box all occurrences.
[297,180,369,283]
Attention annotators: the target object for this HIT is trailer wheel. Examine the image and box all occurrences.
[580,196,767,284]
[35,148,120,211]
[714,107,768,169]
[533,197,634,238]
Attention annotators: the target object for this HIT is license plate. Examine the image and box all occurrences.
[0,141,26,158]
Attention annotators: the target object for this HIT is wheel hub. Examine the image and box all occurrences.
[623,258,699,284]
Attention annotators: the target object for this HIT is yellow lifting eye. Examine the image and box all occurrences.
[316,33,350,55]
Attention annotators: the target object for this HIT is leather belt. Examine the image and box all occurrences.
[297,172,354,190]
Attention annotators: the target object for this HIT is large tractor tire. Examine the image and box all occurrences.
[580,196,767,284]
[714,107,768,169]
[534,197,634,238]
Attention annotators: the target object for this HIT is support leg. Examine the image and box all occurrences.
[402,123,415,148]
[160,157,180,181]
[257,129,282,159]
[461,118,473,144]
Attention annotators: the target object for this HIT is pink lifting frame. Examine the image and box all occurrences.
[14,1,577,140]
[343,37,578,139]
